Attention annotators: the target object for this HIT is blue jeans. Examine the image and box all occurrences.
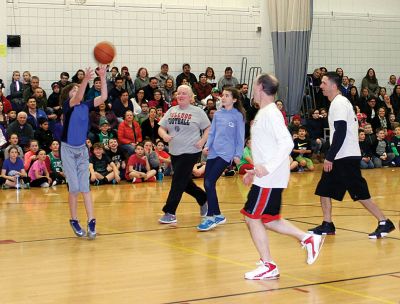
[204,157,230,216]
[360,159,374,169]
[120,144,135,157]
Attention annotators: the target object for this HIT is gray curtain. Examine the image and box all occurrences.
[267,0,313,116]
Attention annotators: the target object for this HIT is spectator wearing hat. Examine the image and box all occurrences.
[95,117,116,150]
[201,87,222,110]
[217,67,239,91]
[193,73,212,104]
[288,114,302,135]
[34,117,54,153]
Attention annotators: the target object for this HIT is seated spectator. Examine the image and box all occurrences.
[117,110,142,156]
[9,70,24,106]
[378,87,387,104]
[361,68,380,97]
[86,76,101,100]
[57,71,71,90]
[24,139,40,171]
[359,129,374,169]
[237,137,253,175]
[306,109,325,161]
[201,87,222,109]
[390,125,400,166]
[90,102,119,133]
[120,67,134,98]
[155,140,172,176]
[0,90,12,117]
[363,123,377,149]
[348,86,359,106]
[275,100,288,126]
[143,77,159,101]
[148,89,168,113]
[34,117,54,153]
[217,67,239,91]
[143,139,160,170]
[47,82,62,117]
[204,99,216,115]
[23,76,44,103]
[136,102,149,125]
[89,142,120,185]
[390,85,400,113]
[389,113,398,130]
[289,155,299,172]
[176,63,197,87]
[292,126,314,171]
[22,71,31,89]
[0,101,9,129]
[48,140,66,185]
[288,114,302,134]
[205,66,217,87]
[108,76,124,105]
[33,87,48,110]
[207,108,217,122]
[365,97,378,123]
[382,94,397,116]
[107,66,120,91]
[355,105,367,128]
[106,138,126,180]
[28,149,52,187]
[134,67,149,92]
[155,63,174,89]
[95,118,116,150]
[193,73,212,104]
[340,76,351,97]
[4,134,23,160]
[161,78,175,106]
[357,87,370,113]
[25,97,47,131]
[372,107,391,132]
[131,88,147,115]
[125,143,156,183]
[372,128,395,168]
[141,107,160,143]
[71,69,90,96]
[0,146,29,189]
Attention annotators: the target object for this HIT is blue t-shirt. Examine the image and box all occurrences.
[61,98,95,146]
[2,158,24,175]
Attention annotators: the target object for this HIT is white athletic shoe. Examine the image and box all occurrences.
[244,260,280,280]
[301,234,324,265]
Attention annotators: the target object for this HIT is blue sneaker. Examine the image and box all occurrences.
[214,214,226,225]
[87,219,97,240]
[197,216,217,231]
[69,219,86,237]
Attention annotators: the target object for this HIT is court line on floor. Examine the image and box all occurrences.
[129,233,398,304]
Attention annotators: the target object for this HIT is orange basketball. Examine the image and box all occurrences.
[93,41,116,64]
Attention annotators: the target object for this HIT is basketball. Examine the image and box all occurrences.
[93,41,116,64]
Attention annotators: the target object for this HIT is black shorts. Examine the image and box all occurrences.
[315,157,371,201]
[241,186,283,223]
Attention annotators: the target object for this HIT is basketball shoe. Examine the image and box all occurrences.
[69,219,86,237]
[308,221,336,235]
[245,260,280,280]
[301,234,324,265]
[368,219,395,239]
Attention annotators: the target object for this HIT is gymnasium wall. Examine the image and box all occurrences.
[4,0,265,93]
[3,0,400,94]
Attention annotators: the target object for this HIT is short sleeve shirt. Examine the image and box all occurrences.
[158,105,210,155]
[2,158,24,176]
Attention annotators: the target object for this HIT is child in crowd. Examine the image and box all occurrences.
[125,143,156,183]
[24,139,39,171]
[136,102,149,124]
[4,133,23,159]
[155,140,172,176]
[143,139,160,170]
[106,138,126,179]
[288,114,302,134]
[1,146,29,189]
[95,117,116,150]
[390,126,400,166]
[89,142,120,185]
[292,126,314,171]
[372,128,395,168]
[198,87,245,231]
[48,140,66,185]
[355,105,367,127]
[359,129,374,169]
[7,110,17,124]
[363,123,377,149]
[28,149,52,187]
[237,137,254,175]
[289,155,299,172]
[34,117,54,153]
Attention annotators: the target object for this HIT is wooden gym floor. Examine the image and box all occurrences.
[0,165,399,304]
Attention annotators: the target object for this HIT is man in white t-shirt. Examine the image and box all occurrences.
[241,74,323,281]
[309,72,395,239]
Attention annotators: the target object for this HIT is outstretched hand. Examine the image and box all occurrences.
[84,67,95,81]
[96,64,107,78]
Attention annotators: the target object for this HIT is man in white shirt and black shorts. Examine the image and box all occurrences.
[309,72,395,239]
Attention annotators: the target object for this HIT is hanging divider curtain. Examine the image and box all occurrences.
[267,0,313,116]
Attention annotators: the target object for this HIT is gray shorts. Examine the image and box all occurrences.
[61,142,90,193]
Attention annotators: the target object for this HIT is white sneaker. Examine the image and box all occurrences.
[301,234,324,265]
[40,182,50,188]
[244,260,280,280]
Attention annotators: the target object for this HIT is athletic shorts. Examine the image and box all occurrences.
[315,157,371,201]
[240,186,283,223]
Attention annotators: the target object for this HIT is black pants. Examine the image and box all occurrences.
[162,152,207,215]
[30,177,48,187]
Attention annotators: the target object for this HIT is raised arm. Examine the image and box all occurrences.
[94,64,108,107]
[70,67,94,107]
